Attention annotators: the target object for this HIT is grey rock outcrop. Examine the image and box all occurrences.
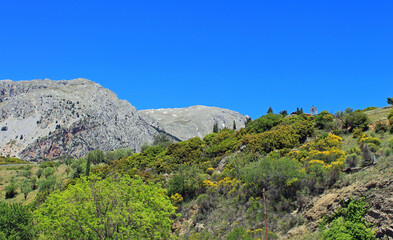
[0,79,249,160]
[140,105,248,141]
[0,79,159,159]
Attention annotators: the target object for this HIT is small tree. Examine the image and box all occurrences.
[213,122,219,133]
[233,120,237,130]
[43,167,55,179]
[36,168,43,178]
[280,110,288,117]
[86,153,93,176]
[20,179,33,200]
[267,107,273,114]
[387,97,393,105]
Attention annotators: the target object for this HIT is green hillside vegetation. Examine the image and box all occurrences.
[1,105,393,239]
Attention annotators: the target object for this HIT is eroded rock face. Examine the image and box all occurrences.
[140,105,248,141]
[0,79,249,160]
[0,79,159,159]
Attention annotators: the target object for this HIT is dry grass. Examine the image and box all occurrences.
[365,106,392,123]
[0,164,68,204]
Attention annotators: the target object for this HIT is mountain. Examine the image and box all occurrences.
[0,79,248,160]
[140,105,248,141]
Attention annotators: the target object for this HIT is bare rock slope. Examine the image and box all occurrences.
[140,105,248,141]
[0,79,159,159]
[0,79,248,160]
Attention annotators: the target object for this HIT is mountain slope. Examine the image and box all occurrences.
[140,105,248,141]
[0,79,159,159]
[0,79,249,160]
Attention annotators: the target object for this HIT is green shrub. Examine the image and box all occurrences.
[43,167,55,178]
[320,198,375,240]
[352,128,364,138]
[36,168,43,178]
[315,110,334,130]
[345,154,359,168]
[389,138,393,149]
[374,121,388,133]
[167,165,205,200]
[363,107,378,111]
[5,183,17,199]
[384,149,392,156]
[245,113,283,133]
[0,202,36,239]
[242,157,304,203]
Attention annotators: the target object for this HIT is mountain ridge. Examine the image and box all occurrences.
[0,78,248,160]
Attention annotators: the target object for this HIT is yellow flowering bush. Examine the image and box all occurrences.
[170,193,183,204]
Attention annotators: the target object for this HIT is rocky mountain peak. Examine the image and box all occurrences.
[0,79,248,160]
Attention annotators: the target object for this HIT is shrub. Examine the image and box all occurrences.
[384,149,392,156]
[0,202,36,239]
[345,154,359,168]
[315,110,334,130]
[374,121,388,133]
[387,109,393,125]
[43,167,55,178]
[389,138,393,149]
[5,182,17,199]
[339,108,370,132]
[352,128,364,138]
[320,198,375,240]
[36,168,43,178]
[363,107,378,111]
[167,165,205,200]
[242,157,304,203]
[245,113,283,133]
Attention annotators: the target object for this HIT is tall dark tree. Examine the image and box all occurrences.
[267,107,273,114]
[213,122,219,133]
[279,110,288,117]
[388,97,393,105]
[232,120,237,130]
[86,152,95,176]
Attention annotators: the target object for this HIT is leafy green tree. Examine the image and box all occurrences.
[20,179,32,200]
[36,168,43,179]
[38,175,58,192]
[315,110,334,130]
[337,108,370,132]
[0,202,36,239]
[43,167,55,178]
[387,97,393,105]
[86,152,93,176]
[34,175,176,239]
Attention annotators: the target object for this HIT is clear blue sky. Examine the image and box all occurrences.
[1,1,392,119]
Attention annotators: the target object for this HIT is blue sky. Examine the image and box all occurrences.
[1,1,392,119]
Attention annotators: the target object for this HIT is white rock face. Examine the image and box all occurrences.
[0,79,158,159]
[140,105,248,141]
[0,79,249,160]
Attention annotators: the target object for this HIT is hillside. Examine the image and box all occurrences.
[140,105,248,141]
[1,95,393,239]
